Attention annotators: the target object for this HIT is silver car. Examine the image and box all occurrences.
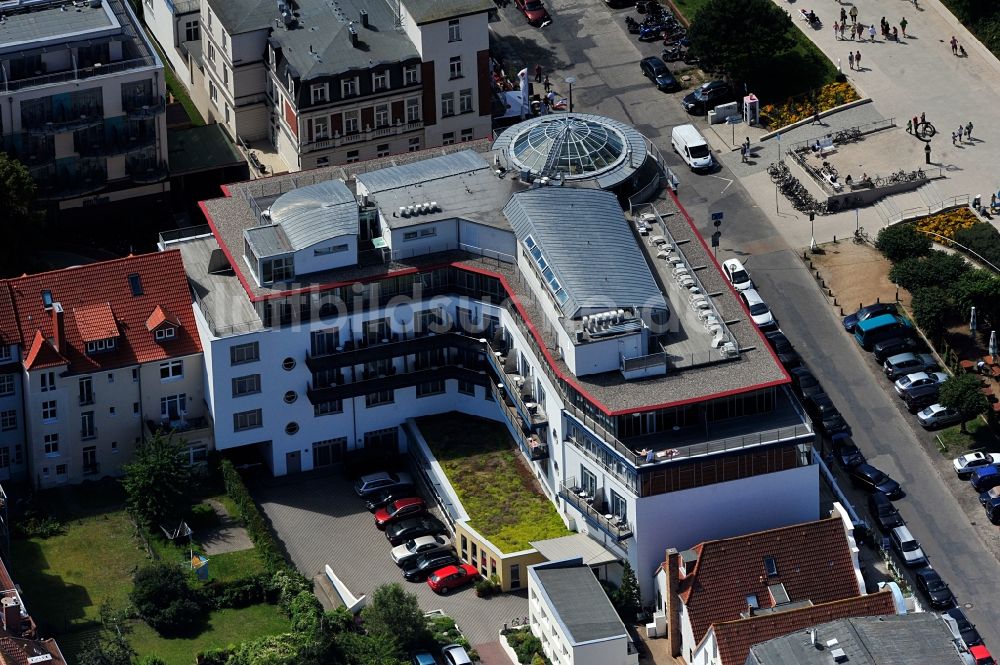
[891,525,927,566]
[391,534,453,566]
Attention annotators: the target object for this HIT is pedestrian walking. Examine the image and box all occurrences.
[840,22,846,39]
[900,17,908,37]
[849,22,856,40]
[868,24,876,41]
[906,119,912,134]
[543,75,551,93]
[925,142,932,164]
[856,23,863,40]
[849,5,858,24]
[952,131,957,145]
[951,36,958,55]
[534,64,542,83]
[834,21,839,39]
[921,111,926,124]
[840,7,847,24]
[745,137,751,155]
[740,144,748,163]
[892,26,898,42]
[991,193,996,210]
[848,51,855,69]
[855,50,862,69]
[966,121,973,140]
[540,100,549,115]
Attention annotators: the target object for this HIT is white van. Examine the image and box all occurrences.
[671,124,713,171]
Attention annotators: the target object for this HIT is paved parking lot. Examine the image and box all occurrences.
[253,470,528,649]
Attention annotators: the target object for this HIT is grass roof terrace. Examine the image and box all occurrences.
[415,413,569,553]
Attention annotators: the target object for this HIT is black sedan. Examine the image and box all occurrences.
[365,488,416,512]
[842,303,898,333]
[867,492,903,532]
[401,551,460,582]
[804,393,851,437]
[385,515,447,546]
[640,56,679,91]
[873,335,924,363]
[914,568,954,609]
[681,80,732,114]
[789,366,824,399]
[834,439,865,469]
[944,607,983,647]
[764,331,800,368]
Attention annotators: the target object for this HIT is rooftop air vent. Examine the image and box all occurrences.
[830,648,848,663]
[348,24,358,46]
[359,8,368,27]
[430,201,439,212]
[399,206,408,218]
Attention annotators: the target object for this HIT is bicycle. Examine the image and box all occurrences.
[853,226,869,244]
[768,162,790,182]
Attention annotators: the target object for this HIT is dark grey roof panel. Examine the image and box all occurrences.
[402,0,493,24]
[269,180,358,250]
[503,187,667,319]
[245,225,290,258]
[0,2,113,51]
[206,0,275,34]
[357,150,489,193]
[532,565,627,645]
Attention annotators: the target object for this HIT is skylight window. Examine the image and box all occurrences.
[524,235,569,308]
[128,274,143,296]
[42,290,53,309]
[764,556,778,577]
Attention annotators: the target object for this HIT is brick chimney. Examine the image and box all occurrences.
[51,302,65,354]
[665,548,682,657]
[2,596,21,636]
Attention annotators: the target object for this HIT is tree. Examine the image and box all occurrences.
[939,374,990,433]
[337,631,408,665]
[954,223,1000,269]
[889,251,969,292]
[911,287,953,342]
[0,152,43,278]
[130,563,204,636]
[615,561,641,624]
[686,0,794,83]
[122,431,191,530]
[76,633,135,665]
[954,269,1000,330]
[360,583,431,656]
[875,224,932,263]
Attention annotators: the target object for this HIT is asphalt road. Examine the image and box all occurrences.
[492,0,1000,649]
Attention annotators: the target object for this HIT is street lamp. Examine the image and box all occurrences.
[564,76,576,112]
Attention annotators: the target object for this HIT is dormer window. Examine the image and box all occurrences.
[261,256,294,284]
[128,273,143,296]
[155,327,176,341]
[42,290,53,309]
[764,556,778,577]
[86,338,116,354]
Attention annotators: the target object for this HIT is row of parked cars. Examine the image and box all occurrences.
[844,303,963,429]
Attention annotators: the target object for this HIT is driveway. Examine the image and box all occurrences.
[253,471,527,649]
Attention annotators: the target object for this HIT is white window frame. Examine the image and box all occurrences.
[442,131,456,146]
[0,410,15,431]
[344,110,360,134]
[209,80,218,107]
[230,342,260,365]
[346,150,360,164]
[311,84,328,104]
[448,19,461,42]
[403,65,418,85]
[155,327,176,341]
[234,409,263,431]
[449,56,462,79]
[184,19,199,42]
[341,78,358,97]
[0,375,13,396]
[374,104,389,127]
[40,372,55,392]
[408,136,420,152]
[459,88,473,114]
[461,128,474,142]
[314,116,329,140]
[441,93,455,118]
[160,393,187,420]
[159,359,183,380]
[41,400,57,422]
[377,143,390,158]
[406,97,420,123]
[208,42,216,64]
[44,433,59,456]
[0,345,10,361]
[372,71,388,91]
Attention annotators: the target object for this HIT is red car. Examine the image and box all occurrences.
[971,645,996,665]
[374,497,426,529]
[427,563,479,594]
[514,0,551,26]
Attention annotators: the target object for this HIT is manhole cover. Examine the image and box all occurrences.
[965,603,974,609]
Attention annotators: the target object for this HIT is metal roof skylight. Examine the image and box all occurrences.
[509,116,627,179]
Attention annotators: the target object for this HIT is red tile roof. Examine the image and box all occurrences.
[710,590,898,665]
[145,305,180,332]
[72,302,119,342]
[679,517,859,645]
[0,286,18,347]
[23,331,67,371]
[7,251,201,374]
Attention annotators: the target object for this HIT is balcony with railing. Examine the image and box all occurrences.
[127,158,169,184]
[146,415,212,440]
[305,331,484,371]
[487,380,549,462]
[123,95,166,118]
[484,343,548,431]
[75,128,156,157]
[300,120,425,153]
[4,57,158,93]
[306,362,490,404]
[35,160,108,201]
[559,477,633,541]
[3,134,55,167]
[22,105,105,134]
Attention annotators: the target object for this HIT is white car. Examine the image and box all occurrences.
[917,403,963,429]
[391,534,452,566]
[722,258,754,292]
[893,371,948,397]
[441,645,473,665]
[739,288,776,330]
[953,452,1000,477]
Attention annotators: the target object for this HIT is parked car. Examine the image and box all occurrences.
[914,568,954,608]
[873,335,924,363]
[402,551,460,582]
[980,486,1000,509]
[374,497,426,528]
[804,393,851,437]
[413,653,439,665]
[917,403,963,429]
[391,534,453,566]
[640,56,679,91]
[850,463,903,499]
[514,0,551,26]
[970,465,1000,493]
[894,371,948,398]
[355,471,414,499]
[890,525,927,566]
[943,607,984,648]
[855,314,913,350]
[884,353,939,381]
[722,258,754,292]
[842,303,898,333]
[834,438,866,469]
[739,288,777,331]
[366,487,417,512]
[764,331,800,368]
[954,452,1000,478]
[867,491,904,532]
[968,644,996,665]
[441,644,474,665]
[903,384,942,413]
[681,80,733,114]
[789,366,824,399]
[386,515,447,546]
[427,563,480,594]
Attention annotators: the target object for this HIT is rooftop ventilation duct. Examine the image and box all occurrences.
[348,24,358,46]
[359,8,368,27]
[399,206,409,218]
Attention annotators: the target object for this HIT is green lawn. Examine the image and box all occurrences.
[937,418,998,453]
[130,604,292,665]
[417,413,570,553]
[208,548,266,582]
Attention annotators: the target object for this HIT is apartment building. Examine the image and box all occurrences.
[141,0,210,116]
[0,292,27,482]
[0,252,208,488]
[168,113,819,603]
[0,0,169,209]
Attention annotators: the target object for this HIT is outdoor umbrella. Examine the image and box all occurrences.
[971,306,977,333]
[990,330,997,359]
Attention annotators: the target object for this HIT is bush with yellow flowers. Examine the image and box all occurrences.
[759,82,861,129]
[914,207,979,241]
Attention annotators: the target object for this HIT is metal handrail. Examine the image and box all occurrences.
[4,57,157,92]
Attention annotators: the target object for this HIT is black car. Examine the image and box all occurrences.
[902,385,941,413]
[850,463,903,499]
[365,487,417,512]
[867,491,904,532]
[789,366,824,399]
[804,393,851,437]
[385,515,447,546]
[943,607,983,647]
[640,56,679,91]
[764,331,801,368]
[401,551,460,582]
[873,336,923,364]
[914,568,954,609]
[681,80,733,114]
[834,439,866,469]
[842,303,898,333]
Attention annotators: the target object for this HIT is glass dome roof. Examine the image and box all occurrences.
[508,116,627,179]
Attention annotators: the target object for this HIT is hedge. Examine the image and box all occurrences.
[953,223,1000,271]
[200,573,275,610]
[220,459,290,574]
